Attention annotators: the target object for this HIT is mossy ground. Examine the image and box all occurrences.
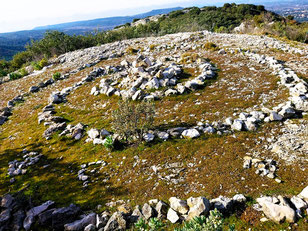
[0,35,307,230]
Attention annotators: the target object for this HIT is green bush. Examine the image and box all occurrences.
[32,62,42,71]
[9,72,22,80]
[135,218,164,231]
[112,101,155,143]
[19,68,28,77]
[52,72,61,81]
[39,58,48,68]
[175,209,235,231]
[103,136,114,150]
[0,69,7,77]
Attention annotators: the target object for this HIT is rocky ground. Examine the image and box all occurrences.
[0,31,307,230]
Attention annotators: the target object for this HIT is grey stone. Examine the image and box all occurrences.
[142,203,155,220]
[51,204,81,230]
[143,133,155,142]
[231,119,244,131]
[155,201,168,219]
[64,213,96,231]
[85,224,96,231]
[97,212,110,229]
[12,210,26,231]
[269,112,283,121]
[24,200,55,230]
[298,186,308,202]
[210,196,233,214]
[1,194,14,208]
[104,212,126,231]
[167,127,186,138]
[157,131,169,141]
[29,86,40,93]
[130,206,144,224]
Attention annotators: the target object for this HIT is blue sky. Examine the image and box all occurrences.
[0,0,290,33]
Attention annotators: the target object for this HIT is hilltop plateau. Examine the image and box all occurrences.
[0,4,308,231]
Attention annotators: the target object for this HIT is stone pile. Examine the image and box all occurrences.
[86,128,112,145]
[7,150,42,183]
[59,123,86,140]
[243,156,280,182]
[1,71,72,127]
[270,119,308,163]
[0,192,246,231]
[1,182,307,230]
[0,95,24,126]
[90,55,217,101]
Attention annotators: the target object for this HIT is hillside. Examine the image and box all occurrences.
[0,24,308,231]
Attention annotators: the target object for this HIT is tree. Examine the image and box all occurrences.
[112,101,155,143]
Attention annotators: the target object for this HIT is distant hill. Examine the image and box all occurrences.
[33,7,183,32]
[0,7,182,60]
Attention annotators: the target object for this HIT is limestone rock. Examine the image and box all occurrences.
[231,119,244,131]
[169,197,189,215]
[142,203,155,220]
[51,204,81,230]
[155,201,168,219]
[298,186,308,202]
[23,200,55,230]
[259,201,296,223]
[187,197,210,220]
[64,213,96,231]
[182,129,200,139]
[143,133,155,142]
[104,212,126,231]
[88,129,100,139]
[269,112,283,121]
[210,196,233,214]
[167,208,180,223]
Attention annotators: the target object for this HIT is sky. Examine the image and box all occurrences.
[0,0,286,33]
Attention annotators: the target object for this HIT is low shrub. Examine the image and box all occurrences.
[32,62,42,71]
[103,136,114,150]
[52,72,61,81]
[9,72,22,80]
[149,44,156,51]
[203,42,219,51]
[112,101,155,143]
[175,209,235,231]
[19,68,28,77]
[135,218,164,231]
[181,52,199,63]
[39,57,48,68]
[126,47,139,54]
